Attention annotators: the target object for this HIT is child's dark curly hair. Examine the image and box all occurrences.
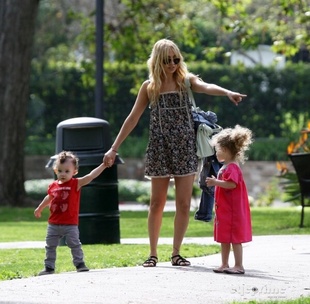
[54,151,79,170]
[211,125,253,164]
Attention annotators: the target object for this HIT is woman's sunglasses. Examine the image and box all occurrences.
[163,58,180,65]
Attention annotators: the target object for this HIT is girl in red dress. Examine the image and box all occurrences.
[206,125,253,275]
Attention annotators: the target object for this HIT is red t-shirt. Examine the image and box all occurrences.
[47,178,80,225]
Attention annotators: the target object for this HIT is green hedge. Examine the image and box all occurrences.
[248,137,290,161]
[25,179,175,204]
[28,61,310,161]
[25,135,291,161]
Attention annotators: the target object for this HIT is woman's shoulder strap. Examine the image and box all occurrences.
[184,75,191,88]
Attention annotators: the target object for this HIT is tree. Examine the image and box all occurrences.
[201,0,310,62]
[0,0,40,206]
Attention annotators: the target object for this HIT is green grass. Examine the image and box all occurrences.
[232,300,310,304]
[0,243,219,280]
[0,207,221,281]
[0,207,309,242]
[0,207,310,304]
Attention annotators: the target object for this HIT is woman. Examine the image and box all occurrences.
[103,38,246,267]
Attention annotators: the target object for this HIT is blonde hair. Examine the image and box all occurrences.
[212,125,253,164]
[54,151,79,170]
[147,39,189,106]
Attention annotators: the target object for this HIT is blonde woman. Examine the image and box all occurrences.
[103,38,246,267]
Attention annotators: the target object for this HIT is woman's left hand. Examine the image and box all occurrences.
[227,91,247,106]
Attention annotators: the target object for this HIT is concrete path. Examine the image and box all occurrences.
[0,235,309,304]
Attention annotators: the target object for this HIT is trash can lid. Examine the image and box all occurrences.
[57,117,109,128]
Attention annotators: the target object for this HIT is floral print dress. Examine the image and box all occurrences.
[144,91,198,178]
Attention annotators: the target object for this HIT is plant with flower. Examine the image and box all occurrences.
[276,121,310,205]
[286,121,310,154]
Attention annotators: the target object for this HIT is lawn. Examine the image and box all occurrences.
[0,207,309,242]
[0,207,221,280]
[0,206,309,304]
[0,207,309,275]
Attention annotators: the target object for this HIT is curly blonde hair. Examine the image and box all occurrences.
[211,125,253,164]
[147,39,189,106]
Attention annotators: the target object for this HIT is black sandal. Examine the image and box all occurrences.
[171,254,191,266]
[142,256,158,267]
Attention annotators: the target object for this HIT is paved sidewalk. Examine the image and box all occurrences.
[0,235,309,304]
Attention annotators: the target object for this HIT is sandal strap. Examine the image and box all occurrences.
[171,254,190,266]
[142,256,158,267]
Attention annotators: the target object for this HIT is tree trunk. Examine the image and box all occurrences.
[0,0,40,206]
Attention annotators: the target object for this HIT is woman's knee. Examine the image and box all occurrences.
[149,199,165,214]
[175,199,191,214]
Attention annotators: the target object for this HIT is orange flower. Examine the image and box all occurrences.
[287,121,310,154]
[276,161,288,175]
[287,142,295,154]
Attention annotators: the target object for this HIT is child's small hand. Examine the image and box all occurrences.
[34,208,41,218]
[206,175,217,187]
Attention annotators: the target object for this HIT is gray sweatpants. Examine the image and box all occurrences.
[44,224,85,269]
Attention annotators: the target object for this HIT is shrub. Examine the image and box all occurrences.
[24,136,54,155]
[25,179,176,204]
[24,179,53,200]
[248,138,290,161]
[117,180,152,202]
[25,135,292,161]
[276,121,310,205]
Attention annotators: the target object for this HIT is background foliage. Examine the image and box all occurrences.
[1,0,309,207]
[27,0,309,160]
[28,61,310,160]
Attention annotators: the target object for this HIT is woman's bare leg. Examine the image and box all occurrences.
[172,174,195,257]
[147,177,170,258]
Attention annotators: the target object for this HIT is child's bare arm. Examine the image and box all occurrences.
[34,195,53,218]
[206,175,236,189]
[77,163,107,190]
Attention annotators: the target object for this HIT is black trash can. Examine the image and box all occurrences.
[46,117,123,244]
